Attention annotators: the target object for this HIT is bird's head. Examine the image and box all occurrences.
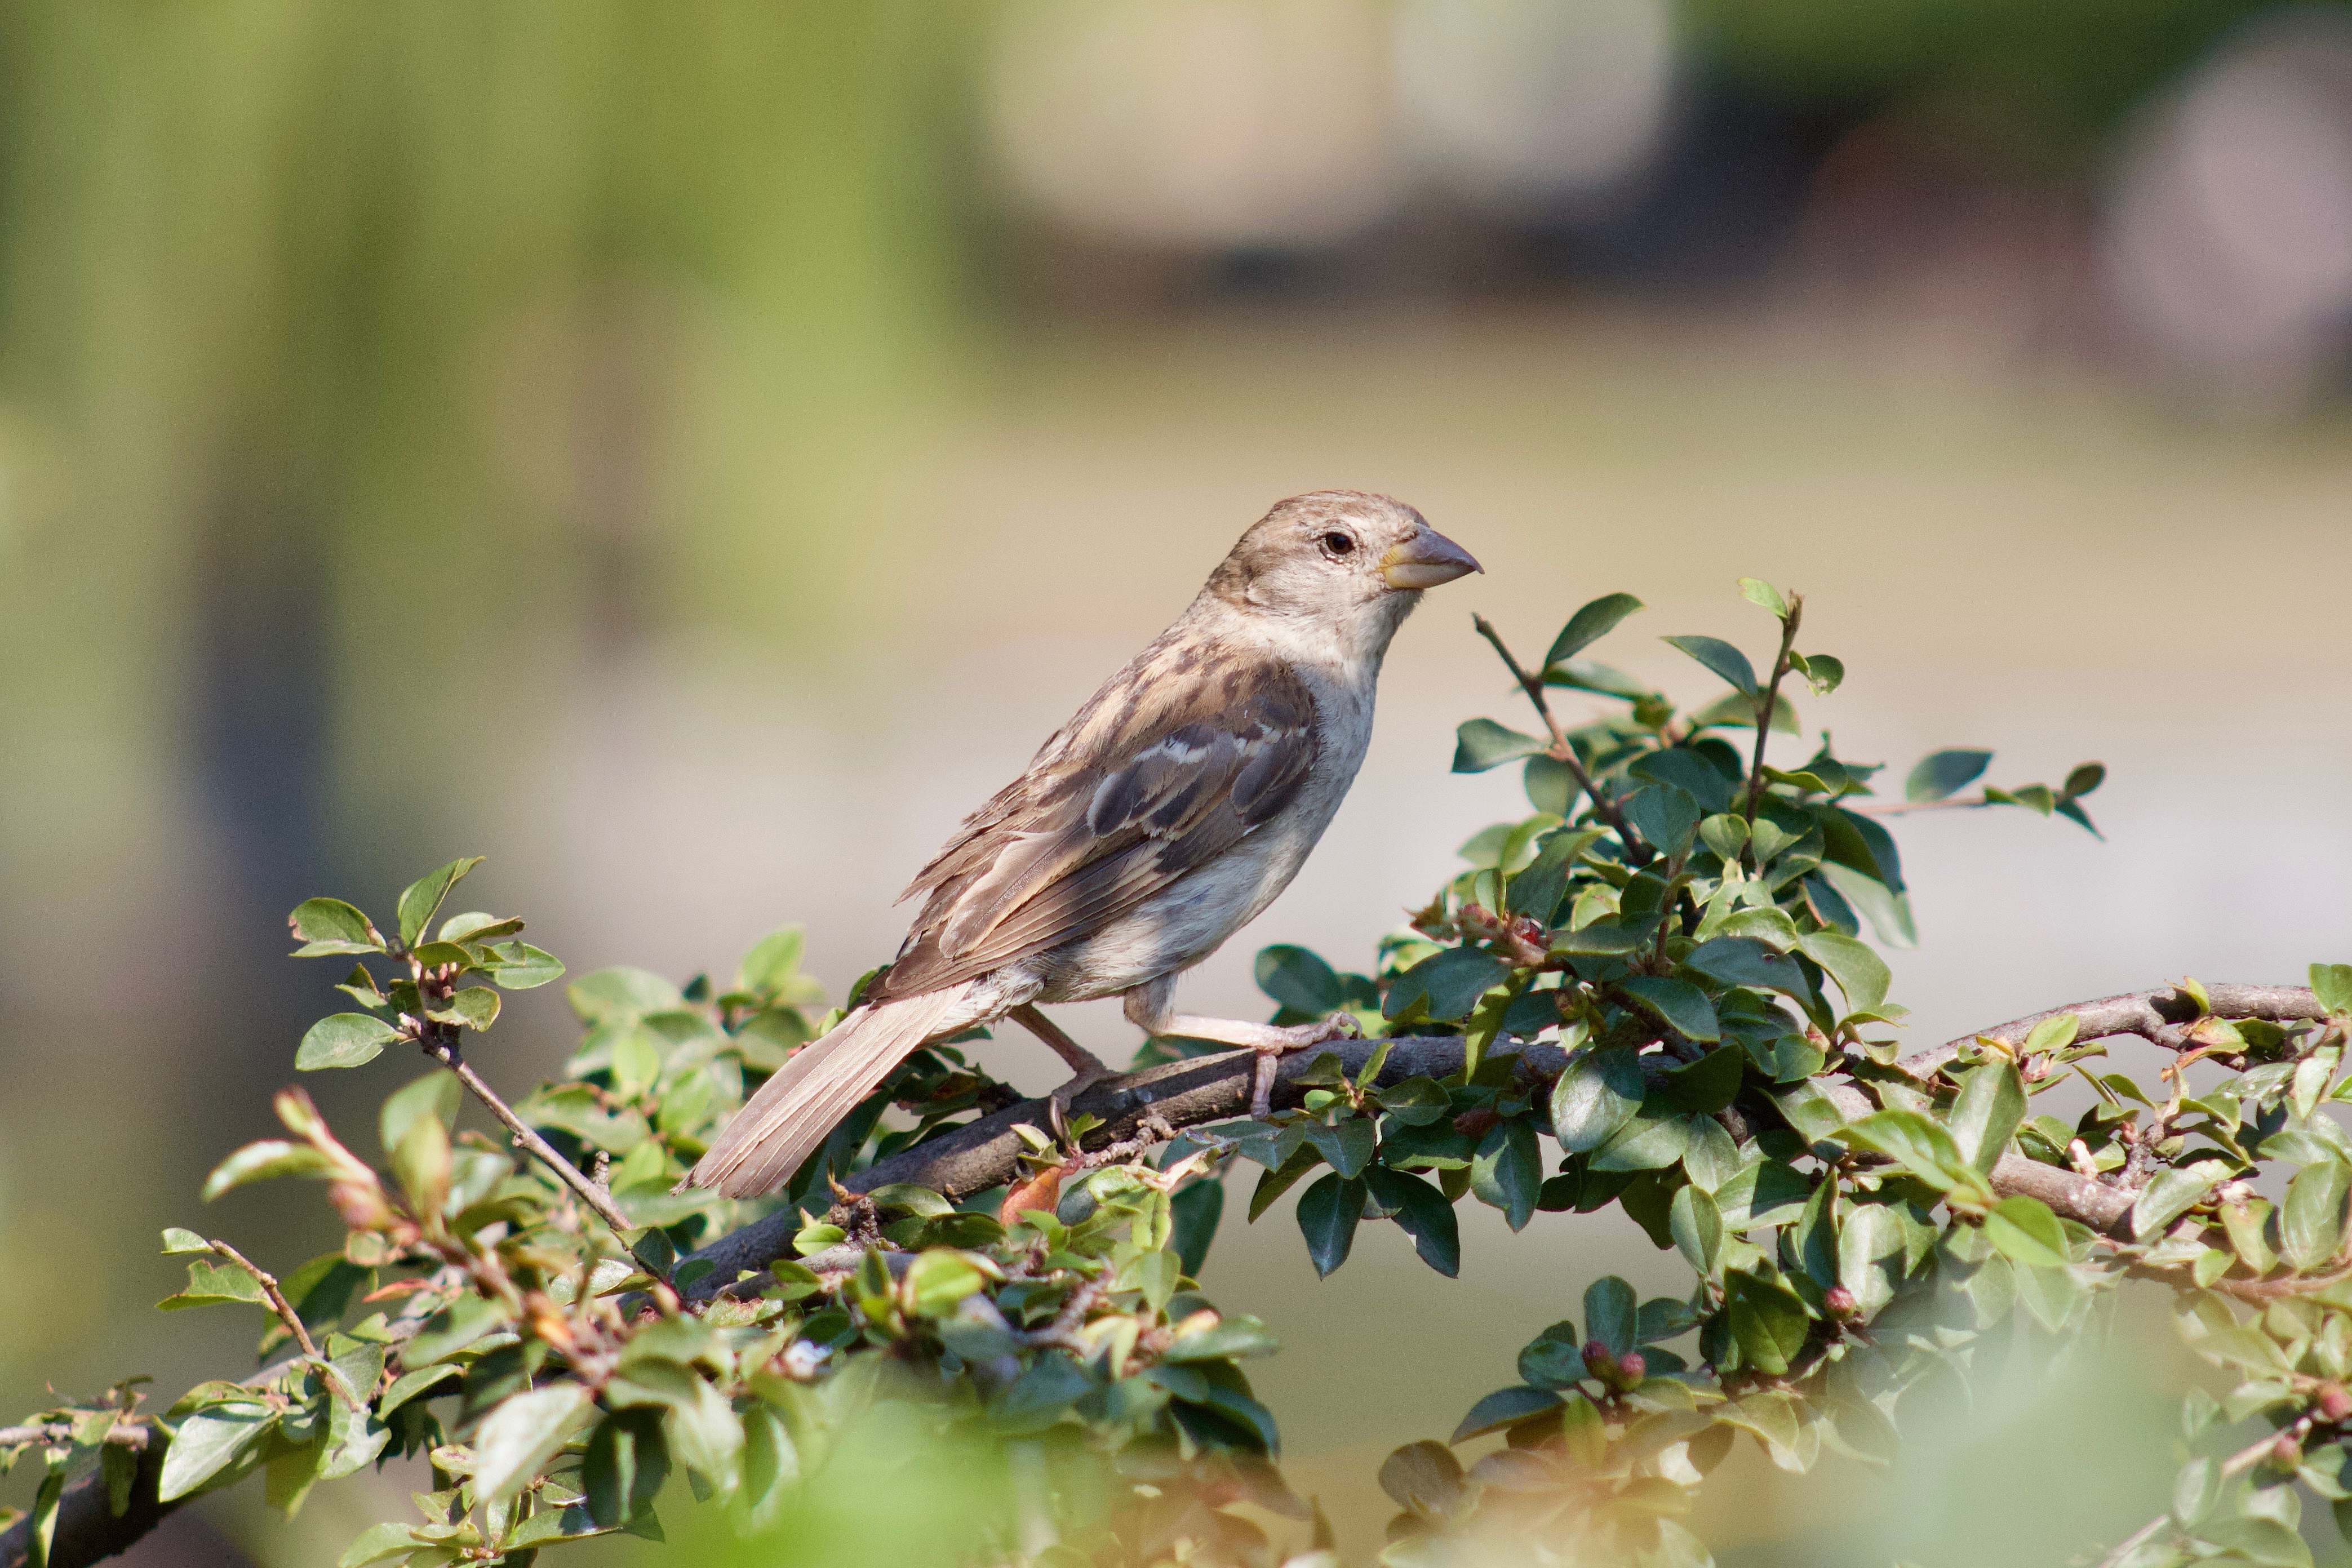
[1205,490,1480,660]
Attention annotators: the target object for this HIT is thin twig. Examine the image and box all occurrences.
[0,1423,147,1451]
[425,1036,641,1241]
[1471,615,1652,865]
[206,1239,318,1361]
[1740,595,1800,832]
[2096,1418,2310,1568]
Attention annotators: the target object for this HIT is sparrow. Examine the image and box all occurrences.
[687,491,1480,1198]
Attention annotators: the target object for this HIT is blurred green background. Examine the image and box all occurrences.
[3,2,2350,1562]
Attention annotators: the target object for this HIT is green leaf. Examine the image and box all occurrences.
[1623,785,1701,859]
[1376,1076,1453,1126]
[738,927,809,996]
[1905,749,1990,803]
[1724,1270,1809,1376]
[337,1523,423,1568]
[583,1410,668,1530]
[1661,1046,1744,1116]
[1795,652,1845,695]
[567,967,684,1024]
[2283,1161,2352,1271]
[160,1227,208,1254]
[470,1382,597,1504]
[424,986,500,1032]
[1551,1046,1644,1153]
[1303,1118,1377,1180]
[1662,635,1756,695]
[200,1140,330,1201]
[1583,1276,1637,1356]
[1379,1440,1466,1520]
[380,1070,460,1157]
[902,1250,989,1316]
[1449,1386,1563,1444]
[1590,1106,1694,1172]
[1545,592,1646,665]
[1363,1166,1461,1277]
[289,898,383,957]
[1833,1111,1984,1197]
[1383,948,1511,1023]
[483,941,566,991]
[1452,719,1547,774]
[2133,1165,2220,1240]
[1256,944,1343,1015]
[1163,1314,1281,1362]
[1170,1177,1223,1276]
[1983,1196,2069,1269]
[2312,963,2352,1018]
[1296,1172,1366,1278]
[1615,976,1720,1042]
[158,1257,266,1311]
[1738,577,1789,618]
[1949,1060,2027,1175]
[379,1365,460,1416]
[396,857,485,949]
[1797,931,1890,1015]
[1670,1184,1723,1273]
[158,1403,274,1501]
[1470,1119,1541,1232]
[2063,762,2107,798]
[296,1013,401,1071]
[1507,827,1600,923]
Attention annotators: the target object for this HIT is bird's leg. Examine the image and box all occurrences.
[1008,1004,1113,1108]
[1121,984,1357,1117]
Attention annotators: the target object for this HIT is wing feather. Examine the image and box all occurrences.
[873,641,1316,1001]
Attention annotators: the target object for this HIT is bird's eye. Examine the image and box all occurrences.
[1319,531,1356,558]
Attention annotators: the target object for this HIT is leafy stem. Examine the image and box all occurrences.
[1740,592,1801,833]
[1471,614,1653,867]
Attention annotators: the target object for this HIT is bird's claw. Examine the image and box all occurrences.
[1246,1013,1361,1118]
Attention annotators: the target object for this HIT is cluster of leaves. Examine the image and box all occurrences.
[1,858,1293,1567]
[10,583,2351,1568]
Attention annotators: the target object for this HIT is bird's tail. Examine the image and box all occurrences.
[686,980,992,1200]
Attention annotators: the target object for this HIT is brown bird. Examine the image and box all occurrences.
[687,491,1480,1198]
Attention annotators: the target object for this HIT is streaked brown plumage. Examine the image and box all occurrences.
[687,491,1479,1198]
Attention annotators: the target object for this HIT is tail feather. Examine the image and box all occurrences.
[687,981,989,1199]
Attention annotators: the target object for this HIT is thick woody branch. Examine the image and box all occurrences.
[687,980,2324,1298]
[1897,984,2324,1082]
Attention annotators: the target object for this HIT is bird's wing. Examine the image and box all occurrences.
[875,639,1317,1000]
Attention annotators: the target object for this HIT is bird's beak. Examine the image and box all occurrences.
[1381,526,1482,590]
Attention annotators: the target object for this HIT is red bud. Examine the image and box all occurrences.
[2321,1384,2352,1424]
[1824,1286,1859,1320]
[1616,1352,1647,1384]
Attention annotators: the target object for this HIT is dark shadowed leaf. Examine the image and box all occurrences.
[1450,1386,1564,1444]
[1905,749,1991,803]
[1552,1046,1644,1153]
[1453,719,1548,774]
[1364,1166,1462,1277]
[1256,945,1343,1015]
[1546,592,1646,665]
[1662,635,1756,695]
[1379,1440,1466,1520]
[1724,1270,1809,1376]
[1171,1178,1224,1276]
[1470,1120,1541,1232]
[1296,1172,1366,1277]
[1384,948,1511,1023]
[1683,936,1805,997]
[1583,1276,1637,1357]
[1616,976,1720,1042]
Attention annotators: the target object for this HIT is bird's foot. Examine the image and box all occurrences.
[1246,1012,1360,1117]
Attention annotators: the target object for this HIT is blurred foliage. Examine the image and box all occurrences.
[10,592,2350,1567]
